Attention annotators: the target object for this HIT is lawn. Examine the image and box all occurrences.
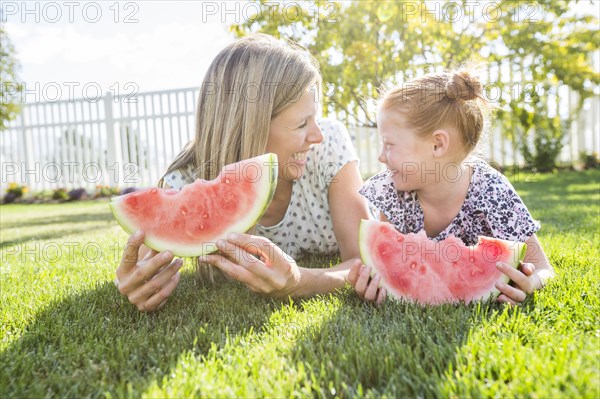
[1,169,599,398]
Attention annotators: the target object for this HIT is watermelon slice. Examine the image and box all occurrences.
[110,153,278,257]
[359,220,527,305]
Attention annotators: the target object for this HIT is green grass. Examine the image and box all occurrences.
[1,170,599,398]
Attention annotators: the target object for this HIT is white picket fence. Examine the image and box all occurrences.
[1,86,599,194]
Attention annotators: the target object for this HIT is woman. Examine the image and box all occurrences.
[115,34,370,312]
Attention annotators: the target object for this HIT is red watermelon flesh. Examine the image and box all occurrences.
[359,220,527,305]
[110,153,277,257]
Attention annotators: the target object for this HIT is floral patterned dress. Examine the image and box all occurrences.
[359,159,540,245]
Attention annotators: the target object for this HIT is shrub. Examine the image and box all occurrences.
[52,188,69,201]
[3,182,28,203]
[6,182,27,197]
[120,187,139,195]
[68,188,89,201]
[95,185,120,198]
[34,190,54,202]
[579,151,599,170]
[3,191,19,204]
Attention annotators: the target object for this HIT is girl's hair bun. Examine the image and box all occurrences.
[444,70,483,102]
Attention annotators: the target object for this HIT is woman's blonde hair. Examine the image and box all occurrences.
[159,33,321,282]
[160,33,321,185]
[381,68,489,157]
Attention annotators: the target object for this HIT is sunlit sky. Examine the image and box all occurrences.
[3,1,236,100]
[3,0,599,102]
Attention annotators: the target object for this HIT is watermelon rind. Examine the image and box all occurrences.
[358,219,528,305]
[109,153,278,257]
[358,220,379,272]
[483,236,527,301]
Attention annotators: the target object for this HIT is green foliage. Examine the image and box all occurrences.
[579,151,600,170]
[512,86,570,172]
[5,182,27,197]
[95,185,121,198]
[0,27,22,131]
[230,1,599,168]
[2,182,28,204]
[51,188,69,201]
[0,170,599,397]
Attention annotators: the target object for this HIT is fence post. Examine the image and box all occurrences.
[104,91,122,187]
[592,96,599,154]
[20,112,37,189]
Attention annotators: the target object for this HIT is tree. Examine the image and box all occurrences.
[0,27,23,131]
[230,1,599,131]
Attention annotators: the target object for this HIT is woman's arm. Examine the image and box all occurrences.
[328,160,371,260]
[201,232,360,297]
[114,182,184,312]
[203,159,371,298]
[115,230,183,312]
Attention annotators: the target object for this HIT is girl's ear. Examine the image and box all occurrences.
[431,129,450,157]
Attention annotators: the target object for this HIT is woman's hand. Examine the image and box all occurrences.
[347,259,387,305]
[495,261,543,305]
[115,230,183,312]
[200,233,301,297]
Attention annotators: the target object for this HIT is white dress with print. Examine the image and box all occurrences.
[163,118,358,259]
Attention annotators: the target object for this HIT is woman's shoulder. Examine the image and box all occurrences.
[317,118,352,139]
[313,118,357,164]
[317,117,345,129]
[162,165,195,190]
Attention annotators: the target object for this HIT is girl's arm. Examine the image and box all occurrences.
[495,233,555,305]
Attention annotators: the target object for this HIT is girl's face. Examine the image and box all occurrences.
[377,109,433,191]
[266,88,324,182]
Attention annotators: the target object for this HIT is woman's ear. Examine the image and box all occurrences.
[431,129,450,157]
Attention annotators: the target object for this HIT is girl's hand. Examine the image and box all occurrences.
[347,259,387,305]
[200,233,301,297]
[115,230,183,312]
[495,261,542,305]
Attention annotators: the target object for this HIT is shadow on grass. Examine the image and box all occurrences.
[286,292,499,397]
[0,207,116,248]
[0,274,281,398]
[1,210,114,229]
[0,224,117,249]
[1,273,503,397]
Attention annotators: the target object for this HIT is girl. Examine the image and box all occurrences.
[115,34,370,312]
[348,69,555,306]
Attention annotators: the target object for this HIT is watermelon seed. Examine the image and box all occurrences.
[468,265,484,275]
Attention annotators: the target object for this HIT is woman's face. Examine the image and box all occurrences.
[266,88,324,182]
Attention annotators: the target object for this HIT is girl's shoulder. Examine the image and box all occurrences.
[469,158,514,192]
[359,170,413,223]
